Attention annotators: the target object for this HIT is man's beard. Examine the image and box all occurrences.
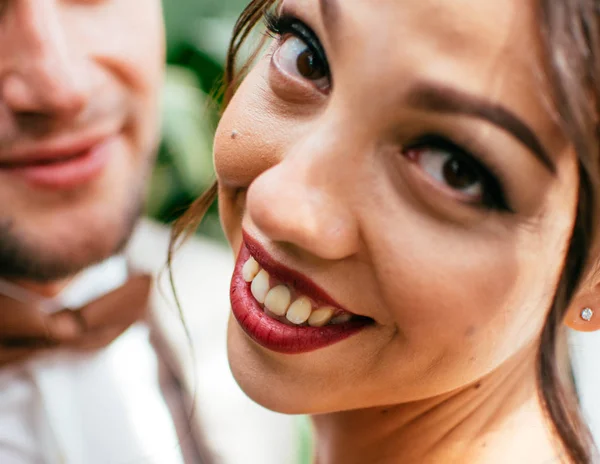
[0,193,144,283]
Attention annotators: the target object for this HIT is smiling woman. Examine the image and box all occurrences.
[173,0,600,462]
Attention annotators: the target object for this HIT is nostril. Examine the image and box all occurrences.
[2,70,87,118]
[247,176,359,261]
[39,81,87,116]
[14,112,58,135]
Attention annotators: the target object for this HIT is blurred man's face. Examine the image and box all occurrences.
[0,0,165,285]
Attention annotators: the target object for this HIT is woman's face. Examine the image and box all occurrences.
[215,0,578,414]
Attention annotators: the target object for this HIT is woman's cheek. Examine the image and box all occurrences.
[214,63,297,247]
[215,84,283,184]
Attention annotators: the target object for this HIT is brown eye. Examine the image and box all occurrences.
[273,36,330,90]
[406,147,484,202]
[443,158,480,191]
[296,48,327,80]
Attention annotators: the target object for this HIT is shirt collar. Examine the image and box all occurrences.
[0,255,129,314]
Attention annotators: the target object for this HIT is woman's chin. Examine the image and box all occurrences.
[226,320,324,415]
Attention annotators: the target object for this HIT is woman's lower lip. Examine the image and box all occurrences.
[0,136,116,190]
[230,244,370,354]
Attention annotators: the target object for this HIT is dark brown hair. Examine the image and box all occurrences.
[172,1,600,462]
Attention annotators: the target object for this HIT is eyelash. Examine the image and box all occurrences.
[264,11,330,78]
[404,134,512,212]
[263,12,510,213]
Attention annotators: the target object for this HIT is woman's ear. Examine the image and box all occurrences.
[564,283,600,332]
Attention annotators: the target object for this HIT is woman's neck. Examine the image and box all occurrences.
[311,348,560,464]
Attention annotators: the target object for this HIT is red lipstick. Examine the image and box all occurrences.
[230,233,372,354]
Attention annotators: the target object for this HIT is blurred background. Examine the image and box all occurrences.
[148,0,250,241]
[152,4,314,461]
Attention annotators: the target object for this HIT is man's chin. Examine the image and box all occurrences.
[0,200,142,283]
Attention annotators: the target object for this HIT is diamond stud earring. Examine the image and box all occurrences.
[581,307,594,322]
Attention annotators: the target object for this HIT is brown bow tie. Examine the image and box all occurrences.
[0,273,152,367]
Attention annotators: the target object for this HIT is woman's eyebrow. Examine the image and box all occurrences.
[407,82,556,174]
[314,1,555,174]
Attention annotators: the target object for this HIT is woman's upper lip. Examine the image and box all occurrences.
[0,125,119,166]
[242,230,361,316]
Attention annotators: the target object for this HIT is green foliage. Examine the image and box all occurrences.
[147,0,248,240]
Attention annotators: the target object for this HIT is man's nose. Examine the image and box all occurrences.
[0,0,89,119]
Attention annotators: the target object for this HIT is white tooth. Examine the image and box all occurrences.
[264,285,292,316]
[250,269,270,304]
[242,257,260,282]
[308,306,335,327]
[286,297,312,325]
[331,313,352,324]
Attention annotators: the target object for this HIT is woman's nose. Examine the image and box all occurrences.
[246,134,361,261]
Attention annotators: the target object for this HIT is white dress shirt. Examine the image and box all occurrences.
[0,256,185,464]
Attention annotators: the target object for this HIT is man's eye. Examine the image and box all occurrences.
[273,35,330,91]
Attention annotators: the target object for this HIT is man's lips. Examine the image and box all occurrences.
[0,132,119,190]
[0,130,114,166]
